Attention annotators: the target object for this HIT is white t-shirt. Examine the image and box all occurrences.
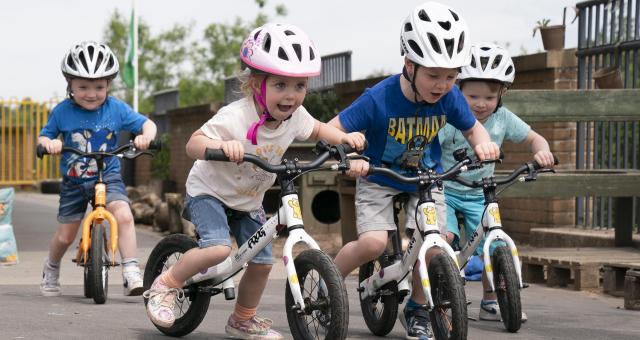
[186,97,316,211]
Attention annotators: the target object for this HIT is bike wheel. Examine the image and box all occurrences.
[89,223,108,304]
[492,246,522,332]
[143,234,212,337]
[428,252,467,340]
[285,249,348,340]
[83,259,93,298]
[358,255,398,336]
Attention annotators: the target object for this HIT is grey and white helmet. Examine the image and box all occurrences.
[400,2,471,68]
[459,43,515,84]
[61,41,119,79]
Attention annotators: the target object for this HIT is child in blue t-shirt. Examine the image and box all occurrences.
[439,43,555,322]
[38,41,157,298]
[329,3,500,339]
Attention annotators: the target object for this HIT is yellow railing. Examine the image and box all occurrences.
[0,99,60,186]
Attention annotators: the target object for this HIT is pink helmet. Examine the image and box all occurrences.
[240,23,321,77]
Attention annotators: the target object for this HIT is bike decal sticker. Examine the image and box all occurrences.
[290,274,299,285]
[423,206,437,225]
[288,199,302,219]
[488,207,501,224]
[283,256,289,265]
[421,278,430,288]
[379,267,384,278]
[511,248,519,257]
[247,227,266,249]
[484,263,493,273]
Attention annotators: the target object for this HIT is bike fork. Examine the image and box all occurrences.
[283,228,321,313]
[417,234,460,308]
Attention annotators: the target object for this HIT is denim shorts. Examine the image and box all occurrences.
[183,194,273,264]
[445,189,503,256]
[58,173,130,224]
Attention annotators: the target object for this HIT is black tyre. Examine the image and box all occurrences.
[492,246,522,332]
[285,249,348,340]
[89,223,108,304]
[428,252,468,340]
[83,257,93,298]
[143,234,212,337]
[358,255,398,336]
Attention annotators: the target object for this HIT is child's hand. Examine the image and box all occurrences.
[222,140,244,163]
[346,159,369,178]
[44,139,63,155]
[473,142,500,161]
[341,132,367,152]
[134,135,152,150]
[534,150,555,168]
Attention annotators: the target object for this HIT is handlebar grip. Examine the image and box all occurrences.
[148,140,162,151]
[340,139,368,155]
[36,144,49,159]
[204,148,230,161]
[532,155,560,170]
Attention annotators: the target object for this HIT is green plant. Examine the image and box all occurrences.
[151,133,171,181]
[532,19,551,37]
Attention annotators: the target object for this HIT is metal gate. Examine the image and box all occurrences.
[576,0,640,232]
[0,99,59,186]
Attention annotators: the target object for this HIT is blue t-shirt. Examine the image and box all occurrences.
[39,97,147,183]
[339,74,476,192]
[439,106,531,195]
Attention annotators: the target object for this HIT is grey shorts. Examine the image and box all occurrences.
[355,177,447,235]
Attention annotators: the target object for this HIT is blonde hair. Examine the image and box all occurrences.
[237,68,267,99]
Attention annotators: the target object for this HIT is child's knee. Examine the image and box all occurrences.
[55,233,75,247]
[248,262,272,275]
[358,234,388,260]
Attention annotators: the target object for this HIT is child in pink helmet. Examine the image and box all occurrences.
[143,23,366,339]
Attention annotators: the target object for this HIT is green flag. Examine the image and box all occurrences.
[122,9,135,88]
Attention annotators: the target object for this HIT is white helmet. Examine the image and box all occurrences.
[400,2,471,68]
[61,41,119,79]
[459,43,515,84]
[240,23,321,77]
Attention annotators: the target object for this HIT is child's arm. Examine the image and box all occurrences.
[185,129,244,163]
[37,136,62,155]
[133,120,158,150]
[307,120,368,177]
[461,121,500,160]
[522,130,555,167]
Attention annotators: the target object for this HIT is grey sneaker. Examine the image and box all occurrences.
[122,265,144,296]
[479,300,528,322]
[399,305,434,340]
[40,259,61,297]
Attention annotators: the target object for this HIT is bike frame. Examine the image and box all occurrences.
[74,161,118,266]
[359,190,459,309]
[184,188,321,312]
[455,201,523,291]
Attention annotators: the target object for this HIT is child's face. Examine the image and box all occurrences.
[461,81,501,122]
[259,75,308,120]
[412,65,458,104]
[69,78,110,111]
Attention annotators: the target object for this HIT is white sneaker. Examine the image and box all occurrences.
[479,300,528,322]
[122,265,144,296]
[40,259,61,297]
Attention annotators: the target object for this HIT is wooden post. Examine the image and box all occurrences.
[614,197,633,247]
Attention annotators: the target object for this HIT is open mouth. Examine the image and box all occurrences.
[277,104,293,112]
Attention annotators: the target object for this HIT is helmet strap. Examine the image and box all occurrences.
[246,77,274,145]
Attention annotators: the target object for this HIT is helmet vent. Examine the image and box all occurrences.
[94,53,104,73]
[492,55,503,69]
[438,21,451,31]
[505,65,514,76]
[278,47,289,61]
[292,43,302,61]
[449,10,459,21]
[427,34,441,54]
[79,54,89,73]
[480,56,490,70]
[284,30,295,36]
[107,55,115,70]
[263,34,271,52]
[408,39,424,58]
[418,9,431,22]
[470,55,476,68]
[457,32,465,53]
[404,22,413,32]
[254,29,262,40]
[480,46,491,51]
[66,55,77,71]
[444,38,454,58]
[309,46,316,60]
[87,45,94,59]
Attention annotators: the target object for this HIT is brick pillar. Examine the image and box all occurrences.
[498,49,577,241]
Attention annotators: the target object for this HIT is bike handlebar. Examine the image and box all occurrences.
[367,153,480,185]
[36,140,161,159]
[453,155,559,188]
[204,142,360,175]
